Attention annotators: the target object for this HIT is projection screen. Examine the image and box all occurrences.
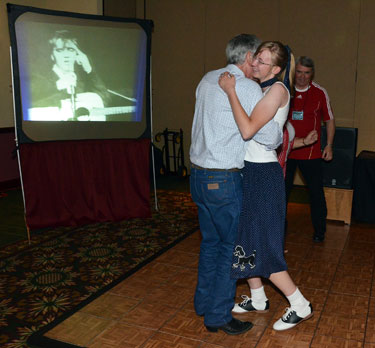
[7,4,153,143]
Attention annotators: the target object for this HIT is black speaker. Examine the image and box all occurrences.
[320,126,358,189]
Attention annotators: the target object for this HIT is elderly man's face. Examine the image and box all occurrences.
[51,39,77,72]
[295,64,313,89]
[242,52,256,79]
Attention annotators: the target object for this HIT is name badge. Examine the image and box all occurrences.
[292,111,303,120]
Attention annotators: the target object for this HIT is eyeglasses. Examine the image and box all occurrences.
[253,56,273,66]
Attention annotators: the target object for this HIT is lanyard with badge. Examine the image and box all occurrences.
[291,86,315,159]
[292,87,310,121]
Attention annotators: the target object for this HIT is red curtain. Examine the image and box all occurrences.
[19,138,151,230]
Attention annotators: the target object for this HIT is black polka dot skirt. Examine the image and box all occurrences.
[231,161,287,279]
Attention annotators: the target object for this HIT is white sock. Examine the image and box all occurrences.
[250,286,268,310]
[286,288,310,314]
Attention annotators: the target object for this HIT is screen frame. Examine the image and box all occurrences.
[7,3,153,143]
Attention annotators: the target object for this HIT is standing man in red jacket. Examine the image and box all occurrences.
[285,56,335,243]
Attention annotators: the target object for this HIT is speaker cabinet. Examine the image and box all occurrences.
[321,126,358,189]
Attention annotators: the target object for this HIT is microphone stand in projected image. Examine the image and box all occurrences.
[28,90,136,121]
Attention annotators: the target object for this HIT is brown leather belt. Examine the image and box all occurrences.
[191,163,241,172]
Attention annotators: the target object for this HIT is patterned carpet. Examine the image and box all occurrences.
[0,190,198,347]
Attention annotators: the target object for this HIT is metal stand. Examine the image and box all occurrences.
[9,47,30,244]
[149,56,158,211]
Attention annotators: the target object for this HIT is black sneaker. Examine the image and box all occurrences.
[232,295,270,313]
[206,317,253,335]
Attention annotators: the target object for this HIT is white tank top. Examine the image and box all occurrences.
[244,82,290,163]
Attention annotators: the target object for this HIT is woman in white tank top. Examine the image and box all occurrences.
[218,41,314,332]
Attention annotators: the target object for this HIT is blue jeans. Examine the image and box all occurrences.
[190,167,243,327]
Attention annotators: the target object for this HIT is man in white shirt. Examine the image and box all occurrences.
[190,34,282,335]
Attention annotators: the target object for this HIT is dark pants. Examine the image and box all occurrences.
[190,167,243,327]
[285,158,327,238]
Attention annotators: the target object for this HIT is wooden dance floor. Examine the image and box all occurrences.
[43,202,375,348]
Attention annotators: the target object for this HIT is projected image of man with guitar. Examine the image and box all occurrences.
[29,30,135,121]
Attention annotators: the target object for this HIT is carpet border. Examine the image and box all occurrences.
[27,225,199,348]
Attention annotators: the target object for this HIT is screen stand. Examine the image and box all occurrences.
[10,47,30,244]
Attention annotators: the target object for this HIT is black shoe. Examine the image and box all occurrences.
[313,235,324,243]
[205,317,253,335]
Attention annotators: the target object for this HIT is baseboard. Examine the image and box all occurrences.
[0,178,21,190]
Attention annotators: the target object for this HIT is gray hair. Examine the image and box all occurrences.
[296,56,315,77]
[226,34,261,65]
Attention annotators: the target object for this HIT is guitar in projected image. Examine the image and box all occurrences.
[28,92,136,121]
